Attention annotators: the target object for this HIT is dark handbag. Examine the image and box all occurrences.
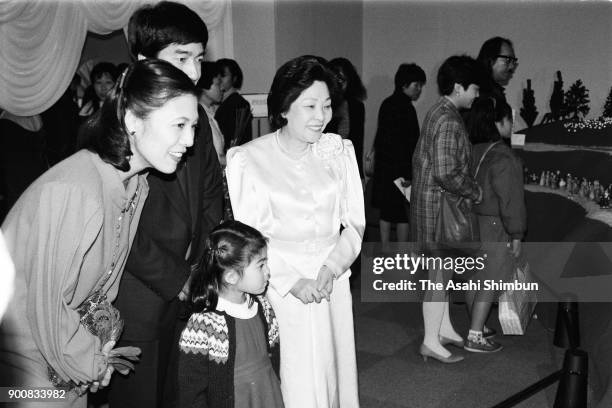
[48,279,140,391]
[435,190,479,243]
[434,141,499,245]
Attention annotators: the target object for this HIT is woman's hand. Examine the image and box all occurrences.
[90,340,116,393]
[316,266,334,302]
[178,280,190,301]
[290,279,324,304]
[510,239,521,258]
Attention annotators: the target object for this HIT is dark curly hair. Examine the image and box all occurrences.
[267,55,338,131]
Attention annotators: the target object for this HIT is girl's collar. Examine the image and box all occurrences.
[216,295,258,319]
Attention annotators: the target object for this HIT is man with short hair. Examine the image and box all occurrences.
[109,3,223,407]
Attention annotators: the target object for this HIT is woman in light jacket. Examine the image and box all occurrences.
[226,55,365,407]
[0,60,199,407]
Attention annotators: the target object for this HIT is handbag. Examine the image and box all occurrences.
[48,276,140,390]
[498,258,537,335]
[434,142,500,245]
[434,190,479,244]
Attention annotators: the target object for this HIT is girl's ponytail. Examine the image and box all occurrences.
[190,240,222,313]
[188,220,268,313]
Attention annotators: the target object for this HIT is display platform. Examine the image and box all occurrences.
[516,120,612,147]
[524,187,612,408]
[518,121,612,406]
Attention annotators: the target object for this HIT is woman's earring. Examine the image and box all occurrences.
[127,131,134,162]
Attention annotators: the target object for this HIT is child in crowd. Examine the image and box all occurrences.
[466,97,527,353]
[215,58,253,150]
[79,62,118,118]
[178,220,284,408]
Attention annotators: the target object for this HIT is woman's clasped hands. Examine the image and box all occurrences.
[290,265,335,304]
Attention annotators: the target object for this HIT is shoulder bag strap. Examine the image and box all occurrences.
[475,141,500,177]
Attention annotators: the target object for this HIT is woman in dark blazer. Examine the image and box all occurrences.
[215,58,253,150]
[372,63,425,245]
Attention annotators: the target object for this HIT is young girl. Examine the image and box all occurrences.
[79,62,118,118]
[465,97,527,353]
[178,220,284,408]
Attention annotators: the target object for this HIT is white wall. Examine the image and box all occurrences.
[231,0,277,95]
[362,0,612,151]
[274,0,363,70]
[232,0,364,93]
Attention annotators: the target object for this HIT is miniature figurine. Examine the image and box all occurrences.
[599,189,610,209]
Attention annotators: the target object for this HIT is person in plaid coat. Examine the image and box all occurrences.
[411,55,482,363]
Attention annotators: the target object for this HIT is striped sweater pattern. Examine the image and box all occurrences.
[179,295,279,363]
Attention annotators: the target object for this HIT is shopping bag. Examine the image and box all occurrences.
[498,259,537,335]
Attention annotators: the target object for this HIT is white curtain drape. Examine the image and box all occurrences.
[0,0,233,116]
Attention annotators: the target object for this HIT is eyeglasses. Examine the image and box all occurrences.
[495,55,519,67]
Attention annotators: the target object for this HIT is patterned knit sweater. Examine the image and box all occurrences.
[178,295,280,408]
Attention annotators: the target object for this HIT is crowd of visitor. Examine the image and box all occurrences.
[0,1,527,406]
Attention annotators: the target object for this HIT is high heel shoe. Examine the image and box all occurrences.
[439,336,465,348]
[419,344,464,363]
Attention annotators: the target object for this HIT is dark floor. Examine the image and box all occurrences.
[351,275,568,408]
[354,202,572,408]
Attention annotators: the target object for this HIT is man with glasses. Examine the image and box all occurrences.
[476,36,519,106]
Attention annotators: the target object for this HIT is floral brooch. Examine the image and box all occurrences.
[313,133,344,160]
